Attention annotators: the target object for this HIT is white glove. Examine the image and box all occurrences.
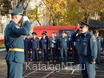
[23,16,29,23]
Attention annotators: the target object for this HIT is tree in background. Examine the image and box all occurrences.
[0,0,12,15]
[43,0,104,25]
[78,0,104,22]
[27,6,42,26]
[42,0,67,26]
[60,0,81,25]
[0,0,104,26]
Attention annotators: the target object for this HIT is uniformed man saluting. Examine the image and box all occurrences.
[76,23,97,78]
[4,7,31,78]
[40,32,49,62]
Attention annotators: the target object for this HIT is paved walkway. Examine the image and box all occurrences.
[0,51,104,78]
[23,62,104,78]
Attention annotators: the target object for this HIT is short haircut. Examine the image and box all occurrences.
[62,32,67,34]
[52,32,57,34]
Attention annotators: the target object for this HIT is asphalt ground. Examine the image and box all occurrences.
[23,62,104,78]
[0,51,104,78]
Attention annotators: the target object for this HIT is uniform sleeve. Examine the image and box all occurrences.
[4,37,9,52]
[39,38,42,49]
[99,38,102,49]
[57,37,60,48]
[100,38,103,49]
[12,21,30,35]
[67,37,70,48]
[90,35,98,62]
[47,37,50,49]
[37,38,40,49]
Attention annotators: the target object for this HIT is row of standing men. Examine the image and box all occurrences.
[24,31,75,64]
[24,32,75,63]
[24,30,103,65]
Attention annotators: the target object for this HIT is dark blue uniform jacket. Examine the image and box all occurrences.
[4,20,30,63]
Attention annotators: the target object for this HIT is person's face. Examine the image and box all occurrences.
[95,32,99,37]
[14,14,22,23]
[65,33,67,36]
[55,33,57,37]
[80,26,88,33]
[33,34,37,37]
[42,34,46,37]
[62,33,66,37]
[27,35,30,38]
[52,33,55,37]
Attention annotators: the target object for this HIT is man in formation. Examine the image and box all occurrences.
[31,32,40,61]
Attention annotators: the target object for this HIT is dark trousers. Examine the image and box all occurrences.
[7,61,23,78]
[96,51,101,64]
[72,47,79,63]
[32,49,38,61]
[24,49,29,61]
[81,63,96,78]
[50,48,56,63]
[60,48,68,63]
[42,49,48,61]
